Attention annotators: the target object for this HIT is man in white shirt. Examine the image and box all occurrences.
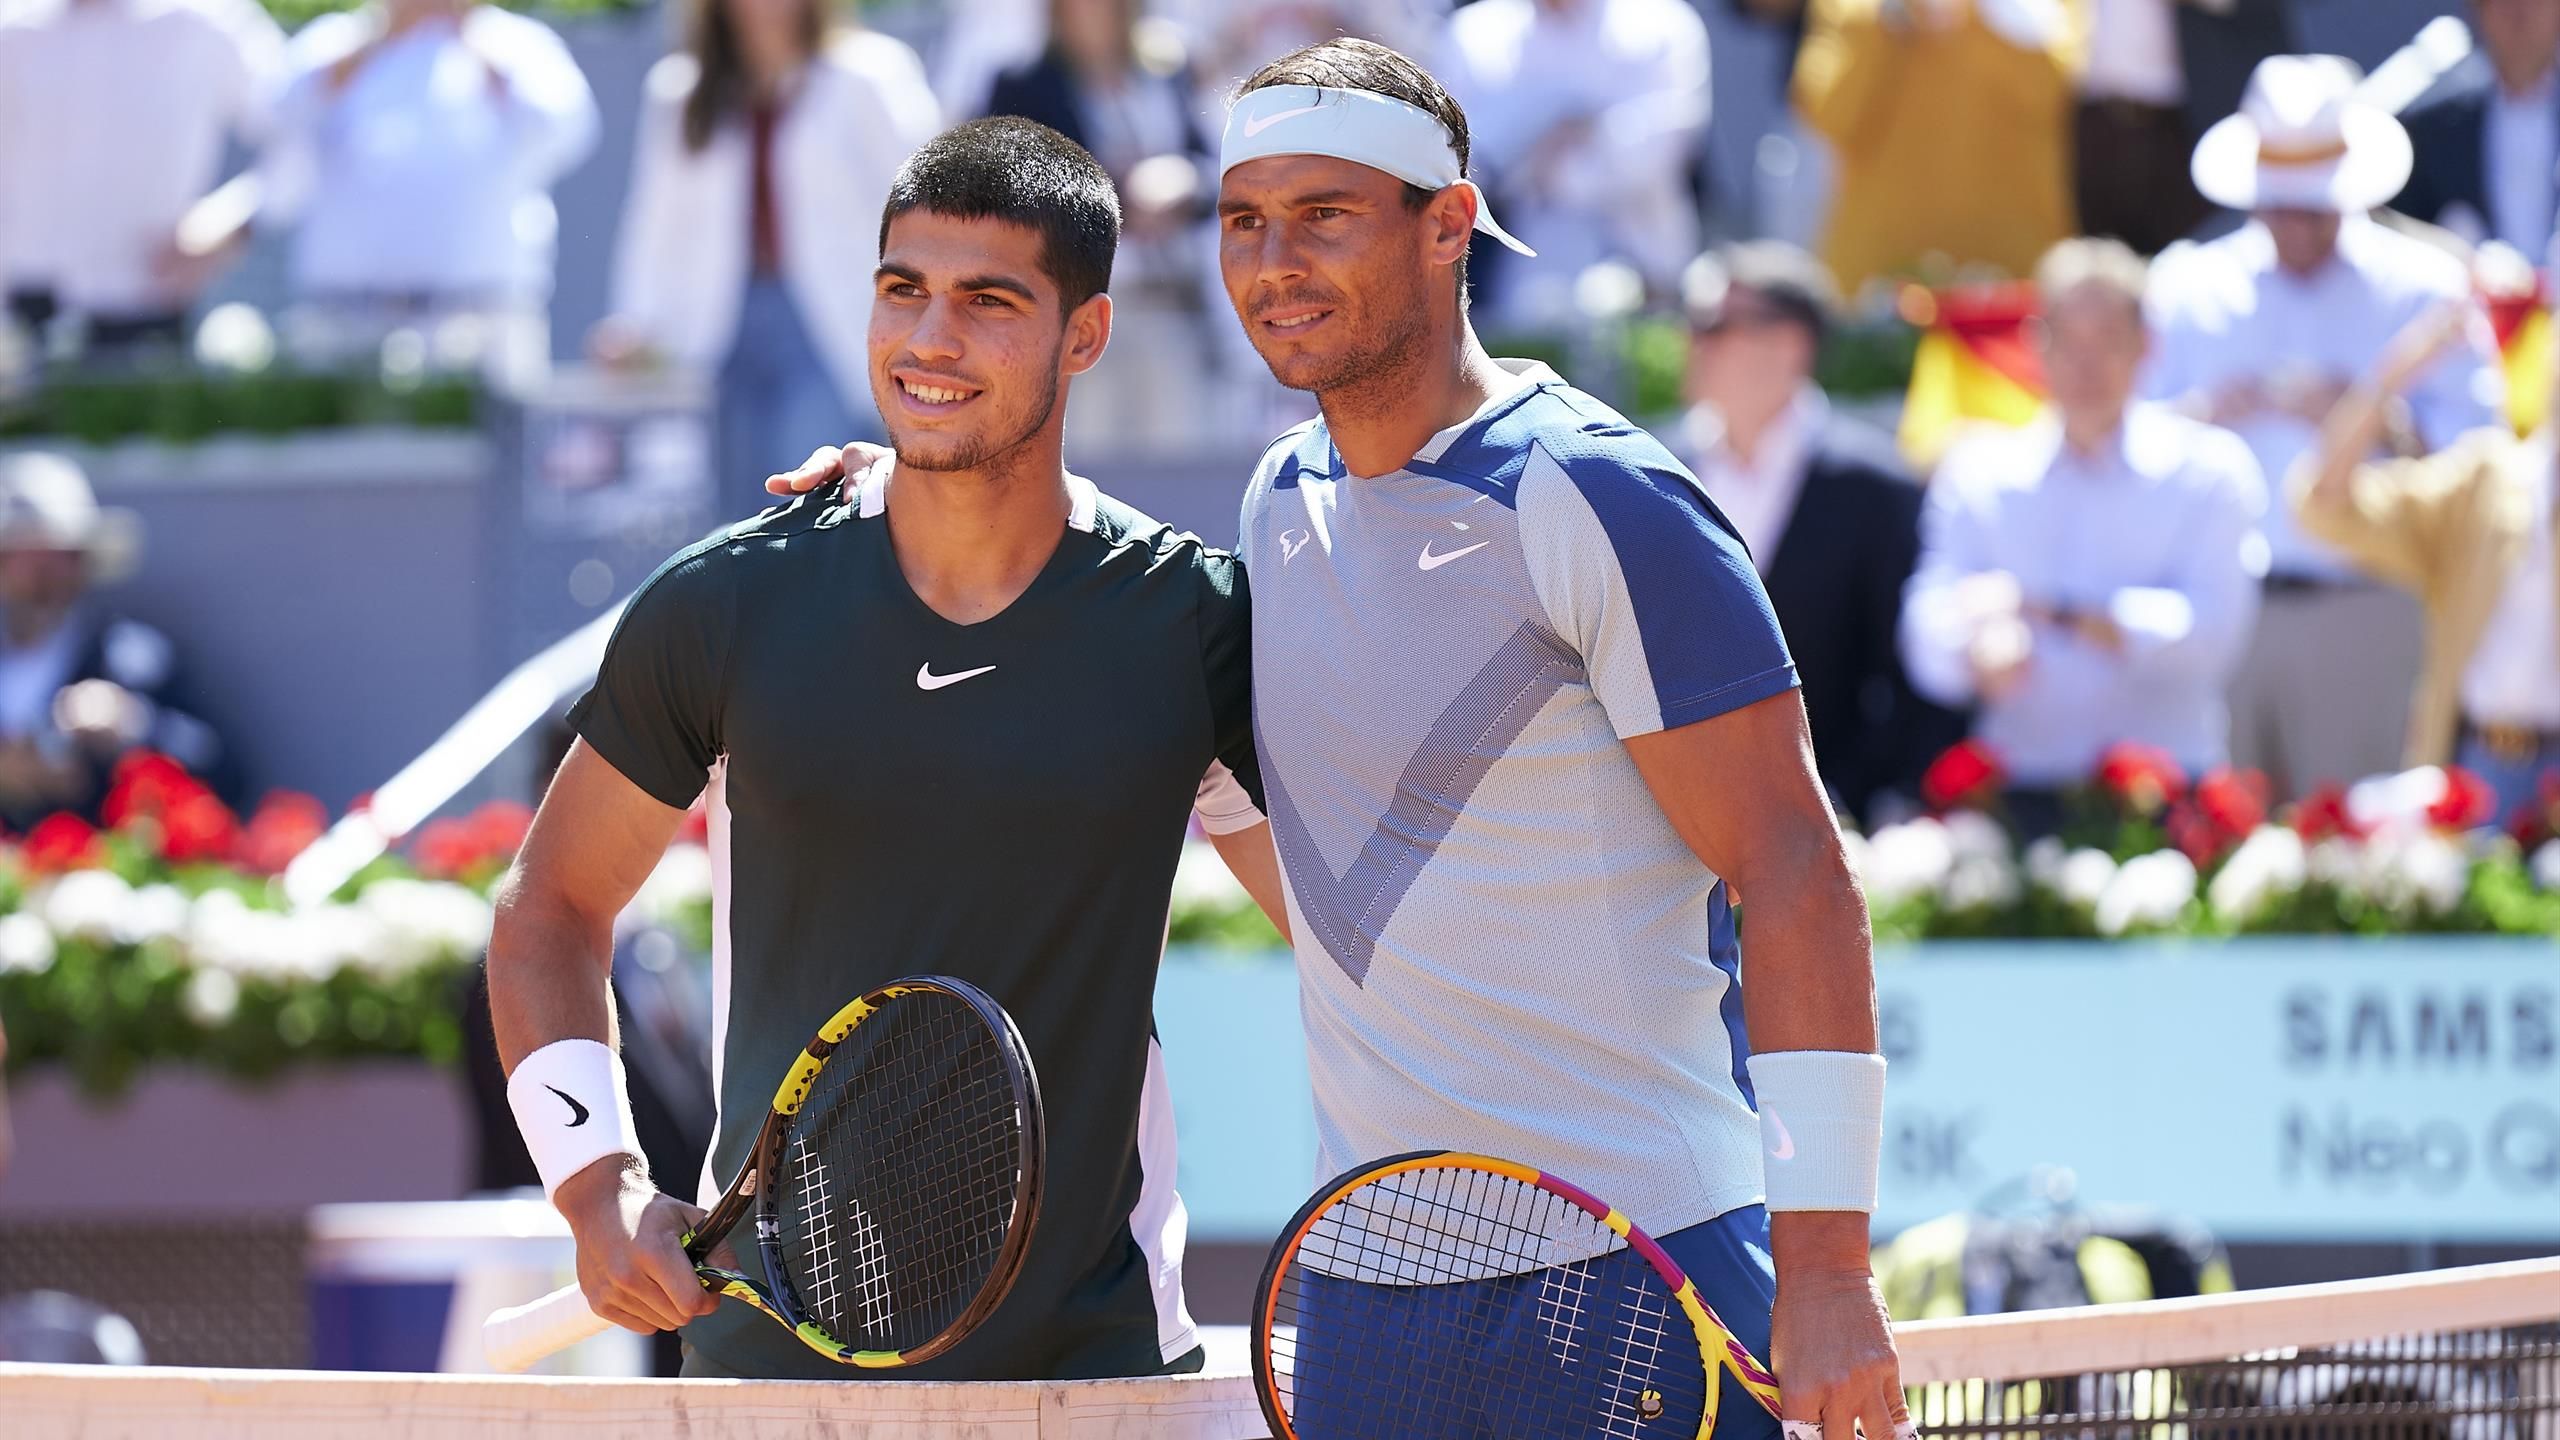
[1905,238,2266,817]
[0,0,283,351]
[1675,240,1952,824]
[2296,300,2560,830]
[259,0,598,385]
[2397,0,2560,259]
[1431,0,1709,329]
[2145,55,2505,801]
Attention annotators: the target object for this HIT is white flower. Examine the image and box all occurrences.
[2533,840,2560,893]
[1942,811,2010,864]
[182,968,240,1026]
[2362,831,2469,917]
[354,879,492,976]
[1864,819,1955,907]
[2056,848,2120,910]
[185,890,302,979]
[1942,853,2023,911]
[1170,841,1251,915]
[630,843,714,925]
[2023,836,2068,890]
[2207,827,2308,926]
[2095,851,2197,936]
[0,912,55,974]
[122,884,192,947]
[2307,837,2363,890]
[37,869,134,945]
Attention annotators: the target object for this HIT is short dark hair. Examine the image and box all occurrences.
[1682,242,1839,347]
[1237,38,1473,299]
[878,117,1120,313]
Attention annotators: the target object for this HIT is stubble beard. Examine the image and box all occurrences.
[879,357,1062,478]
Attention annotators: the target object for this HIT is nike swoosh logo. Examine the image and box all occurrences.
[544,1085,590,1128]
[1767,1110,1796,1162]
[1241,103,1325,138]
[916,662,997,691]
[1417,540,1490,571]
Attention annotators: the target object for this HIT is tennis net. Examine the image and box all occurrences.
[1895,1256,2560,1440]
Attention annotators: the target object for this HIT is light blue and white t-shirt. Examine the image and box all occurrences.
[1240,359,1801,1236]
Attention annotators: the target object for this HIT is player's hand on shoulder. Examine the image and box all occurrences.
[765,441,893,497]
[555,1157,720,1333]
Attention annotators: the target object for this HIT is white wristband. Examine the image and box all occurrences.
[1747,1049,1886,1213]
[505,1038,643,1201]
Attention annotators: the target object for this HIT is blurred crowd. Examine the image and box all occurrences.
[2,0,2560,836]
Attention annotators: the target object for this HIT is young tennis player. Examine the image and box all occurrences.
[487,117,1283,1382]
[771,39,1909,1439]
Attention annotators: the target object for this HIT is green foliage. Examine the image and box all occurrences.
[254,0,648,28]
[0,370,478,446]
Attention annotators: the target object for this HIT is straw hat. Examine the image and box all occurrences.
[2190,55,2413,214]
[0,452,140,583]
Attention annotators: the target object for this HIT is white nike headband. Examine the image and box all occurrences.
[1219,84,1537,257]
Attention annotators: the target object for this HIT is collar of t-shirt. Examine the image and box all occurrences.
[1401,358,1558,470]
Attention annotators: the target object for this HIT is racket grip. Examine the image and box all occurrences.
[483,1281,615,1372]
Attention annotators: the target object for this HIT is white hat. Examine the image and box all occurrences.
[2191,55,2413,213]
[0,452,139,583]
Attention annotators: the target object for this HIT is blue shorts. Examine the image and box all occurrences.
[1287,1203,1783,1440]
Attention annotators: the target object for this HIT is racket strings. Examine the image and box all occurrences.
[1269,1164,1712,1439]
[774,992,1026,1351]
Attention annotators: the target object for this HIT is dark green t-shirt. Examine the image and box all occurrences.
[568,472,1261,1380]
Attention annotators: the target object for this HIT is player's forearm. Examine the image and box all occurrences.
[1731,821,1878,1058]
[487,873,620,1073]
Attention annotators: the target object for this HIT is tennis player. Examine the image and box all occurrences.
[487,117,1283,1382]
[771,41,1909,1439]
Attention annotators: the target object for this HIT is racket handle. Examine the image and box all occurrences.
[483,1281,615,1372]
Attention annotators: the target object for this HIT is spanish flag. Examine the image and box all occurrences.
[2485,277,2550,437]
[1896,282,2045,470]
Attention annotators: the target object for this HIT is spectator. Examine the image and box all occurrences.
[1794,0,2081,293]
[2146,54,2506,801]
[2395,0,2560,259]
[988,0,1228,448]
[1902,239,2265,824]
[2296,301,2560,828]
[258,0,599,387]
[1434,0,1709,328]
[2074,0,2293,255]
[596,0,937,516]
[0,0,283,355]
[1673,241,1959,824]
[0,452,229,834]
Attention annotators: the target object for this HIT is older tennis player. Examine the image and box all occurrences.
[773,39,1907,1440]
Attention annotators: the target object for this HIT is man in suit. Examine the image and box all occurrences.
[2395,0,2560,257]
[1672,242,1962,825]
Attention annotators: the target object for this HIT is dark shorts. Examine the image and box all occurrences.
[1288,1203,1782,1440]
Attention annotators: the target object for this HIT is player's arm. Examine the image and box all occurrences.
[1207,820,1289,941]
[1625,695,1906,1440]
[489,741,719,1335]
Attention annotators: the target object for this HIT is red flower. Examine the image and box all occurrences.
[22,813,103,873]
[1922,740,2006,812]
[2194,767,2270,838]
[413,818,483,880]
[2426,765,2497,831]
[101,750,202,829]
[159,790,241,865]
[2291,782,2364,843]
[239,791,330,875]
[468,800,534,862]
[2096,742,2188,816]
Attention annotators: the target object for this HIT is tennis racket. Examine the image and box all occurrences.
[483,974,1044,1372]
[1253,1150,1784,1440]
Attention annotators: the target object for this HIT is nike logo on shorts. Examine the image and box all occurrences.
[917,662,998,691]
[1417,540,1490,571]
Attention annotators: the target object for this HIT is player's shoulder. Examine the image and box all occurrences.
[629,488,843,603]
[1478,380,1705,514]
[1084,484,1250,621]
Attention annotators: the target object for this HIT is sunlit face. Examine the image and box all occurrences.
[2260,207,2343,276]
[868,210,1108,473]
[1684,286,1816,415]
[1216,154,1446,397]
[2036,282,2148,428]
[0,548,84,613]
